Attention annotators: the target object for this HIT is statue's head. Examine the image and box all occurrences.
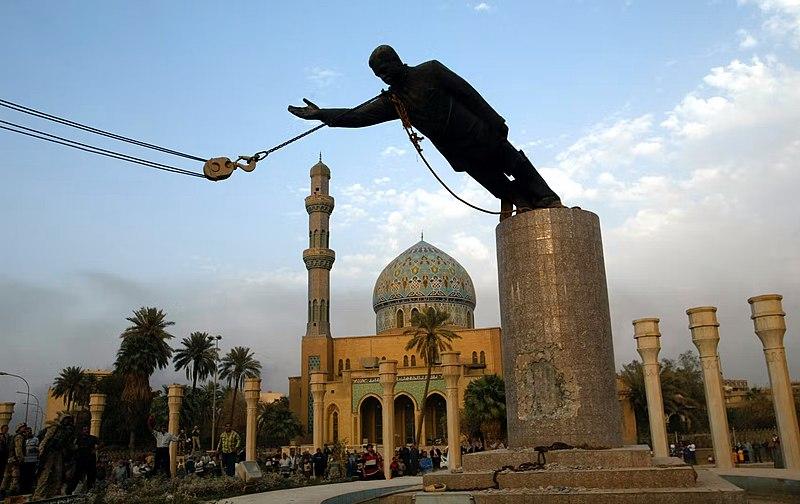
[369,45,406,86]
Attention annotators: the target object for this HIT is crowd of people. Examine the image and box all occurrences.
[670,435,782,466]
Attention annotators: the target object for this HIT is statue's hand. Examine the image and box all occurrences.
[288,98,322,120]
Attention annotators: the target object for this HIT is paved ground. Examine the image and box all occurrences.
[220,476,422,504]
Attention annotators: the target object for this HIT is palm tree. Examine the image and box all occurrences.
[114,306,175,448]
[173,332,217,390]
[218,346,261,423]
[404,307,461,445]
[258,397,303,447]
[463,374,506,445]
[52,366,86,412]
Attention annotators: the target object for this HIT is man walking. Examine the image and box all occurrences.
[216,423,240,477]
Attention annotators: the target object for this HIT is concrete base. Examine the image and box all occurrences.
[235,461,263,482]
[380,447,745,504]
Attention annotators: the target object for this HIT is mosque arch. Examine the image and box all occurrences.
[479,351,486,365]
[337,359,343,376]
[358,395,383,444]
[326,404,340,444]
[423,392,448,444]
[396,309,405,328]
[320,300,327,321]
[411,307,420,320]
[312,299,318,322]
[394,393,417,445]
[345,359,351,370]
[410,355,417,366]
[403,355,409,367]
[472,351,478,364]
[313,229,319,247]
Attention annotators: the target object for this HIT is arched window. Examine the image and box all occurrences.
[345,359,351,370]
[338,359,343,376]
[332,411,339,443]
[313,229,319,247]
[411,307,419,321]
[312,299,318,322]
[381,356,386,360]
[479,351,486,364]
[309,230,313,247]
[396,309,405,328]
[403,355,409,367]
[472,351,478,364]
[411,355,416,366]
[321,230,327,248]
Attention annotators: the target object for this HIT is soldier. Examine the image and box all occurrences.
[33,414,76,500]
[0,423,27,498]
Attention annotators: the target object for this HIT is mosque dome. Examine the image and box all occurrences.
[372,240,476,334]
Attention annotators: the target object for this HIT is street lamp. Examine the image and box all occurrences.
[208,334,223,450]
[16,391,42,433]
[1,371,30,424]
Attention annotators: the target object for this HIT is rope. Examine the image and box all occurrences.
[0,98,207,162]
[0,120,205,178]
[386,92,503,216]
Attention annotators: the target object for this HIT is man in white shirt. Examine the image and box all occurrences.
[152,425,176,477]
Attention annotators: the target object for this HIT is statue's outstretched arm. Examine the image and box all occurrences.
[288,97,397,128]
[433,60,507,136]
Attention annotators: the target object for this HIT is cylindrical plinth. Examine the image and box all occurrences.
[167,384,185,478]
[244,378,261,462]
[379,360,397,478]
[0,402,14,427]
[687,307,733,468]
[748,294,800,470]
[633,318,669,458]
[441,351,463,471]
[89,393,107,438]
[496,208,622,448]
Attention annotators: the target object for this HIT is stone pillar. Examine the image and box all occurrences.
[496,208,622,448]
[167,384,184,478]
[310,371,326,450]
[633,318,669,458]
[0,403,14,428]
[748,294,800,470]
[441,351,462,471]
[616,378,638,446]
[379,360,397,478]
[687,306,733,468]
[89,393,107,438]
[244,377,261,462]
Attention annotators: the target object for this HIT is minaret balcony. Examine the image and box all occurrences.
[305,195,335,214]
[303,248,336,270]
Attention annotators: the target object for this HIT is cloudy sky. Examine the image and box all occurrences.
[2,1,799,427]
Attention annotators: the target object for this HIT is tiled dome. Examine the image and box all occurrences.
[372,240,476,333]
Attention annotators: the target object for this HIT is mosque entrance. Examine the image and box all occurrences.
[424,393,447,444]
[394,394,416,445]
[359,396,383,444]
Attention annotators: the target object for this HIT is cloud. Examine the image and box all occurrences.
[743,0,800,47]
[473,3,492,12]
[306,67,342,87]
[380,146,407,157]
[737,29,759,48]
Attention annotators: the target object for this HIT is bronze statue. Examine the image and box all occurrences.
[289,45,562,210]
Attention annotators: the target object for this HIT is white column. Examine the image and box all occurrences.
[89,393,107,438]
[379,360,397,478]
[244,377,261,461]
[749,294,800,470]
[310,371,326,450]
[441,351,462,471]
[633,318,669,458]
[167,384,185,478]
[687,307,733,468]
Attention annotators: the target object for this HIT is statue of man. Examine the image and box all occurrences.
[289,45,562,210]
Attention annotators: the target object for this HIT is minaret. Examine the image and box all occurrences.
[303,156,335,337]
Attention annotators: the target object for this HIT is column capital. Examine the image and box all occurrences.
[167,384,185,406]
[440,351,462,381]
[379,360,397,382]
[310,372,326,399]
[633,318,661,361]
[89,393,107,414]
[748,294,786,349]
[687,306,721,356]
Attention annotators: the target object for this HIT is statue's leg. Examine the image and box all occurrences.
[467,167,529,210]
[500,143,562,207]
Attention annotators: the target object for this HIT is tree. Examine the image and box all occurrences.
[218,346,261,423]
[173,332,218,390]
[463,374,506,445]
[258,397,303,447]
[52,366,87,412]
[114,306,175,448]
[404,307,461,445]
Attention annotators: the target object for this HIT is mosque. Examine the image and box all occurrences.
[287,159,636,447]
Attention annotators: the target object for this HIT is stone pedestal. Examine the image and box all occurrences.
[441,351,462,471]
[687,306,733,469]
[310,371,326,450]
[244,377,261,462]
[495,207,622,448]
[748,294,800,470]
[167,384,184,478]
[379,360,397,478]
[0,402,14,427]
[633,317,669,458]
[89,393,107,438]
